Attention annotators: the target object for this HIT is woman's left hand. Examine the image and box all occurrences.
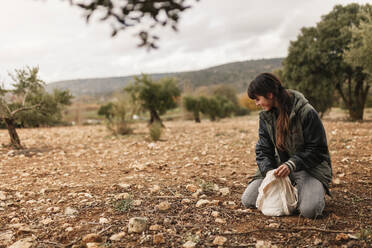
[274,164,290,177]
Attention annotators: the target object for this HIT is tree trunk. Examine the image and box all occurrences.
[193,111,201,123]
[348,106,364,121]
[335,75,367,121]
[3,117,22,149]
[149,109,164,127]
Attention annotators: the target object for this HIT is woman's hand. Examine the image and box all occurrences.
[274,164,290,177]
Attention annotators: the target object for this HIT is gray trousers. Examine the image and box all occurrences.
[241,170,325,219]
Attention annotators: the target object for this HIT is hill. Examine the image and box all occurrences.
[46,58,283,97]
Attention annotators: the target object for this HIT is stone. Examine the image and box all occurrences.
[128,217,148,233]
[192,189,202,198]
[313,238,322,245]
[118,183,131,189]
[219,187,230,196]
[153,233,165,244]
[0,230,13,245]
[196,199,210,207]
[223,201,236,208]
[268,223,280,228]
[99,217,109,224]
[82,233,102,244]
[182,240,197,248]
[0,191,7,201]
[8,238,34,248]
[186,184,198,193]
[156,201,171,211]
[132,200,142,206]
[211,211,219,217]
[64,207,78,216]
[163,218,171,225]
[215,218,226,224]
[333,178,341,185]
[10,218,20,223]
[150,185,161,193]
[149,224,162,231]
[255,240,277,248]
[86,243,101,248]
[109,232,126,241]
[41,218,53,225]
[115,193,131,200]
[213,236,227,246]
[181,199,191,204]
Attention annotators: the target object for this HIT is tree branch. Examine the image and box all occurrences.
[11,104,41,116]
[218,227,355,235]
[0,97,12,116]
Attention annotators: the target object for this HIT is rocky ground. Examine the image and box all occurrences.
[0,113,371,248]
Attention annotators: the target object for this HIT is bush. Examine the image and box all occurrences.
[199,95,235,121]
[234,106,250,116]
[149,121,163,141]
[97,102,114,120]
[100,95,133,136]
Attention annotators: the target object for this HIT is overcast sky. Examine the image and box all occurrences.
[0,0,370,86]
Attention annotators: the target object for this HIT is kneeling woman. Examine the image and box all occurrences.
[241,73,332,219]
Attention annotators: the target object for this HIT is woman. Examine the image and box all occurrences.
[241,73,332,219]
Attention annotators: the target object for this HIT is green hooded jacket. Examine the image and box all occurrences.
[252,90,332,194]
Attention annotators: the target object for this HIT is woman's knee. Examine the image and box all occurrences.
[298,198,325,219]
[241,179,263,208]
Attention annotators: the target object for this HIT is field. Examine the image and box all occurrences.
[0,112,371,247]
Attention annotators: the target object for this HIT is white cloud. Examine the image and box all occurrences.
[0,0,370,87]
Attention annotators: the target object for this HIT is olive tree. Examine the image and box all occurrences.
[283,4,372,120]
[0,67,72,149]
[183,95,201,122]
[125,74,180,125]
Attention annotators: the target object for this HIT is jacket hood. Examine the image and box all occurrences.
[288,89,309,119]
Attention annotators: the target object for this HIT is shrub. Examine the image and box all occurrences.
[238,93,259,111]
[149,121,163,141]
[100,94,133,136]
[199,95,235,121]
[113,198,133,212]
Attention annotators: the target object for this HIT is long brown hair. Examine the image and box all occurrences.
[247,73,292,151]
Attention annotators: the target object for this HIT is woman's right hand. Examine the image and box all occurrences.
[274,164,290,177]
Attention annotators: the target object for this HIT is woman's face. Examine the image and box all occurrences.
[254,93,275,111]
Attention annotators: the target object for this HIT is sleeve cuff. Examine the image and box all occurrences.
[285,160,296,172]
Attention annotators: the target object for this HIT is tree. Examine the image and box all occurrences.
[199,95,235,121]
[211,84,238,106]
[14,89,73,127]
[98,102,115,120]
[68,0,199,49]
[183,95,201,122]
[0,67,72,149]
[283,4,372,120]
[125,74,180,125]
[344,10,372,82]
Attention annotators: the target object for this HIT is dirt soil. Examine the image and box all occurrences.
[0,115,371,248]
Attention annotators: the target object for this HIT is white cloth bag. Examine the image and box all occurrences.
[256,170,298,216]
